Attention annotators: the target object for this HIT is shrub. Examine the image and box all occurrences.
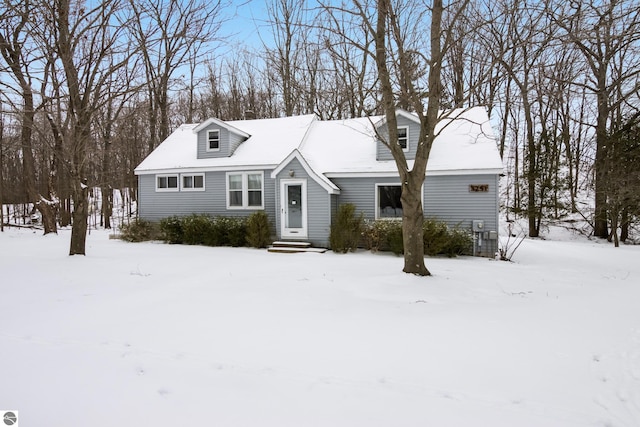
[119,218,158,242]
[330,204,363,253]
[423,218,450,256]
[159,216,183,244]
[158,215,249,247]
[246,211,272,248]
[362,220,383,251]
[385,221,405,255]
[361,218,473,257]
[222,217,247,247]
[203,216,227,246]
[444,227,473,257]
[181,214,213,245]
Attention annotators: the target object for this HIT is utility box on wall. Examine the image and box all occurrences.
[472,220,485,232]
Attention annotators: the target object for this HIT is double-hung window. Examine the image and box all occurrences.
[397,126,408,151]
[156,174,179,191]
[227,172,264,209]
[376,184,403,219]
[207,129,220,151]
[181,173,205,191]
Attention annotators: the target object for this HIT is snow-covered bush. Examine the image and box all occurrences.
[181,214,214,245]
[246,211,272,248]
[159,216,183,244]
[361,218,473,257]
[330,204,363,253]
[158,215,247,247]
[119,218,159,242]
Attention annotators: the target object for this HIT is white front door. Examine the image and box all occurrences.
[281,179,307,239]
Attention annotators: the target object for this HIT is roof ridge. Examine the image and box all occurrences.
[296,114,318,152]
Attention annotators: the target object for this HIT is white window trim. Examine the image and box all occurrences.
[206,129,220,152]
[375,183,402,220]
[374,182,424,220]
[226,171,265,210]
[398,126,409,152]
[156,174,179,192]
[180,173,205,191]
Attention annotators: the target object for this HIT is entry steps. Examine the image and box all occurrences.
[267,241,328,253]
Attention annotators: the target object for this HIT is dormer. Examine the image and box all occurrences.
[375,109,422,161]
[193,118,251,159]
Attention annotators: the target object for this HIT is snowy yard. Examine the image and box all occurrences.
[0,227,639,426]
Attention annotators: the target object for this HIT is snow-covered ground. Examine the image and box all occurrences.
[0,227,639,426]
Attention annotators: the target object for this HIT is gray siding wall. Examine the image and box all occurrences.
[376,115,421,161]
[138,171,277,225]
[331,173,499,257]
[196,123,246,159]
[424,174,499,257]
[274,158,332,247]
[330,177,402,219]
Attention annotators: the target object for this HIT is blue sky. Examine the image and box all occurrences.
[221,0,272,49]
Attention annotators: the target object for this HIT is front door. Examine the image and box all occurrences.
[281,179,307,239]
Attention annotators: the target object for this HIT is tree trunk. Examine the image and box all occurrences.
[69,179,89,255]
[620,207,629,242]
[593,101,609,238]
[101,115,113,229]
[524,101,539,238]
[401,173,430,276]
[39,198,58,233]
[102,187,113,229]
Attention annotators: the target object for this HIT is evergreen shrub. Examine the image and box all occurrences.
[360,218,473,257]
[221,217,247,247]
[423,218,450,256]
[119,218,158,242]
[246,211,272,248]
[159,216,183,244]
[330,203,363,253]
[181,214,213,245]
[443,227,473,257]
[386,221,405,255]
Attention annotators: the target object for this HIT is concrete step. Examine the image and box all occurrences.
[267,241,327,253]
[271,241,312,248]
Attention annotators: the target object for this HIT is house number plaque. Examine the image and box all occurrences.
[469,184,489,193]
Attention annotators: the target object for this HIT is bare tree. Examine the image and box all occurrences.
[129,0,225,153]
[320,0,471,275]
[263,0,309,117]
[0,0,58,234]
[548,0,640,238]
[320,8,377,118]
[485,0,554,237]
[48,0,138,255]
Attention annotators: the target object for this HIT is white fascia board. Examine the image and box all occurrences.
[373,109,420,128]
[272,149,340,194]
[324,171,400,179]
[425,168,504,176]
[324,168,503,179]
[192,117,251,138]
[134,164,278,176]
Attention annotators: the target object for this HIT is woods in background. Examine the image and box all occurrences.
[1,0,639,252]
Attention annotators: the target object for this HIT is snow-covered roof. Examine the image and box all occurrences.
[135,114,317,173]
[134,107,503,176]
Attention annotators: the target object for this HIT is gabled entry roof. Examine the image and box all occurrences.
[271,149,340,195]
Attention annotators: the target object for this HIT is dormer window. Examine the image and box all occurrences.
[207,129,220,151]
[397,126,408,151]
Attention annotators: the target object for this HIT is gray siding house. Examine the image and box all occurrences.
[135,108,503,256]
